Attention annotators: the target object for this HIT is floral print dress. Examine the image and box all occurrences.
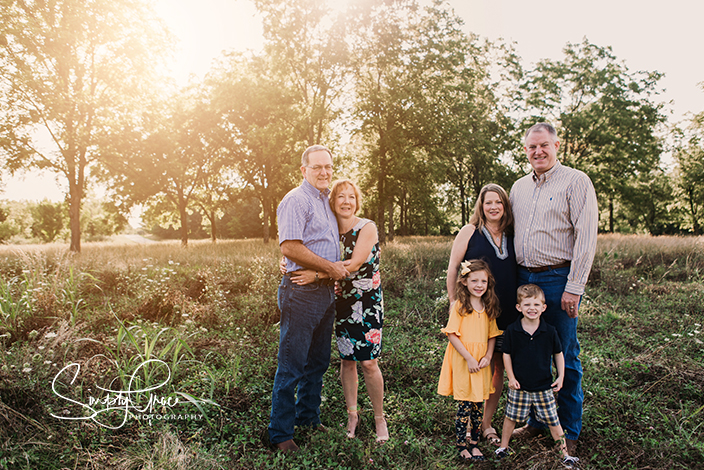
[335,218,383,361]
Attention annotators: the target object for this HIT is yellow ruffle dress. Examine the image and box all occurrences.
[437,301,501,402]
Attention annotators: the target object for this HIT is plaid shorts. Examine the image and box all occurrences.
[505,388,560,426]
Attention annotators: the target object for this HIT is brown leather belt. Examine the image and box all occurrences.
[286,272,336,286]
[519,261,571,273]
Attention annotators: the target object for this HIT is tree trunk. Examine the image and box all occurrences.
[262,192,270,244]
[690,196,701,235]
[608,197,614,233]
[377,143,387,245]
[210,209,217,243]
[178,196,189,247]
[68,187,82,253]
[387,200,394,242]
[460,184,467,226]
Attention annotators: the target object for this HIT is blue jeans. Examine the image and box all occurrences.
[268,276,336,444]
[518,266,583,440]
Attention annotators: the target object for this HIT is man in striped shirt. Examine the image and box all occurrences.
[269,145,350,452]
[509,123,598,456]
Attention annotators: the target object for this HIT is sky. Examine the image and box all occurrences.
[4,0,704,202]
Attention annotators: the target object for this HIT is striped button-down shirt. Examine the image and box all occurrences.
[510,161,598,295]
[277,179,340,273]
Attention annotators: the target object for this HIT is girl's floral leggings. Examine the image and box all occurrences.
[456,400,483,449]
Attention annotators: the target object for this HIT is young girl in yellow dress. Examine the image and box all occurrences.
[438,259,502,461]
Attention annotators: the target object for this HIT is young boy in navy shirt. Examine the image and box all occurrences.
[495,284,578,468]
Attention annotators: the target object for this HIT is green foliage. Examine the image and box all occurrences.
[0,236,703,468]
[0,0,171,252]
[521,38,667,234]
[30,200,65,243]
[672,116,704,235]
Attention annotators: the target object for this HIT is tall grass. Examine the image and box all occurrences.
[0,235,702,469]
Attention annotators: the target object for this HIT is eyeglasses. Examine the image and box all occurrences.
[306,165,333,173]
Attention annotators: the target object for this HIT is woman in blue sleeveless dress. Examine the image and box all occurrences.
[446,183,517,446]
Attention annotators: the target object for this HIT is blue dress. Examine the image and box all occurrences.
[463,227,518,330]
[335,219,383,361]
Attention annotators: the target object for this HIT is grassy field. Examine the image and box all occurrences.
[0,234,702,469]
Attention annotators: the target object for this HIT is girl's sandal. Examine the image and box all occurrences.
[460,442,485,461]
[561,456,580,468]
[374,415,389,443]
[346,407,359,439]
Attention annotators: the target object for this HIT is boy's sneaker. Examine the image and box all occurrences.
[495,447,514,459]
[561,455,580,468]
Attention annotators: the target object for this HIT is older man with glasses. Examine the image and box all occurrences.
[268,145,350,452]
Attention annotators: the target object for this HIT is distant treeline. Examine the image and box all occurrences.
[1,0,703,251]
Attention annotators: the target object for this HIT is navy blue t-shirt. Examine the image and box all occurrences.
[502,318,562,391]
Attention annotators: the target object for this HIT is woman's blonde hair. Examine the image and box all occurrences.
[329,179,362,214]
[455,259,501,320]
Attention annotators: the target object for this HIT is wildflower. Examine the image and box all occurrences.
[672,333,682,337]
[45,332,58,339]
[22,367,32,373]
[28,330,39,340]
[664,338,670,342]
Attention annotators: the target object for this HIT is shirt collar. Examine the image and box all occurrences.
[519,317,549,335]
[532,160,562,184]
[301,178,331,198]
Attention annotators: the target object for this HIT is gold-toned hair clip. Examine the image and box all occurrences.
[460,260,472,276]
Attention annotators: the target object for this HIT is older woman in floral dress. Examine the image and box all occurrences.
[287,179,388,443]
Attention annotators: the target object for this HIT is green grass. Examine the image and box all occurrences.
[0,236,703,469]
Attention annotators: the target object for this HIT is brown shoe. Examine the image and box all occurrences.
[566,438,577,456]
[512,424,542,439]
[274,439,300,452]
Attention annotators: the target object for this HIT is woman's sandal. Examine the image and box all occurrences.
[482,426,501,446]
[374,415,389,443]
[346,407,359,439]
[459,442,485,461]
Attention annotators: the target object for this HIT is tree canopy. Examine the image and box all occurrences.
[1,0,700,245]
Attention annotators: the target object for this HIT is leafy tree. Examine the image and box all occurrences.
[521,38,666,232]
[81,199,128,240]
[618,168,676,235]
[672,113,704,234]
[208,53,300,244]
[30,200,65,243]
[104,85,222,247]
[220,192,264,240]
[348,0,517,239]
[0,204,18,242]
[0,0,170,252]
[209,0,350,243]
[252,0,350,147]
[349,0,450,242]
